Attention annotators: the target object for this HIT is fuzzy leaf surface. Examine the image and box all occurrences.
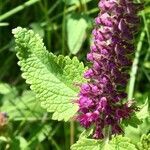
[71,138,102,150]
[71,136,137,150]
[12,27,86,121]
[109,136,138,150]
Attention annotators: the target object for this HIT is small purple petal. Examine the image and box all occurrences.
[84,69,94,78]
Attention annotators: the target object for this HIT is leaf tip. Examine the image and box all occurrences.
[12,27,23,35]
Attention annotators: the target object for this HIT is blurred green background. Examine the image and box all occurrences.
[0,0,150,149]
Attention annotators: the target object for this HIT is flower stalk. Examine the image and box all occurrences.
[76,0,143,139]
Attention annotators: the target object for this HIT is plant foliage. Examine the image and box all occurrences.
[12,27,86,121]
[71,135,138,150]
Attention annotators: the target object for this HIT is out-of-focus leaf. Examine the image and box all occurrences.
[25,124,52,148]
[0,136,8,142]
[1,90,44,120]
[63,0,80,5]
[30,23,44,38]
[143,6,150,14]
[11,136,30,150]
[67,13,90,54]
[143,61,150,69]
[0,83,15,95]
[62,0,92,5]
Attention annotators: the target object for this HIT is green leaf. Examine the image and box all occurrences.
[71,136,137,150]
[109,136,138,150]
[79,128,94,139]
[0,83,16,95]
[67,13,90,54]
[10,136,30,150]
[63,0,92,5]
[137,97,149,119]
[1,90,44,120]
[137,134,150,150]
[71,138,102,150]
[12,27,86,121]
[63,0,80,5]
[0,136,8,142]
[143,62,150,69]
[124,98,150,144]
[30,22,44,38]
[122,113,142,128]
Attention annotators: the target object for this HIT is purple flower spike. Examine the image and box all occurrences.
[76,0,142,139]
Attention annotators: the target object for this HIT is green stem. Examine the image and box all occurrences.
[0,0,39,21]
[0,22,9,26]
[103,126,111,150]
[70,121,75,146]
[48,0,61,15]
[62,0,67,55]
[136,0,150,61]
[141,13,150,61]
[81,0,88,13]
[50,0,92,22]
[128,28,146,99]
[144,19,150,61]
[128,0,150,99]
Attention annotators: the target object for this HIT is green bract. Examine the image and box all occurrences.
[12,27,86,121]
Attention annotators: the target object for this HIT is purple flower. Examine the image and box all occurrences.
[76,0,142,139]
[77,111,99,128]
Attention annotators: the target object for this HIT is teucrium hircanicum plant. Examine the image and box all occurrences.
[12,0,144,149]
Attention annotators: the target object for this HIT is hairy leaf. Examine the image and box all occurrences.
[71,138,102,150]
[71,136,137,150]
[109,136,137,150]
[12,27,86,121]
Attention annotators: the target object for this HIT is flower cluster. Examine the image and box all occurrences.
[76,0,142,139]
